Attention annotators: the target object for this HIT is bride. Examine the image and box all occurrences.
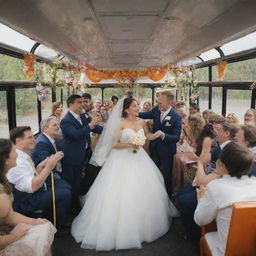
[71,97,178,251]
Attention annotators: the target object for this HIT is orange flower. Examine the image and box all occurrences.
[24,53,36,80]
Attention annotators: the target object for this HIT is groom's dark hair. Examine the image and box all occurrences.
[67,94,82,107]
[122,97,136,118]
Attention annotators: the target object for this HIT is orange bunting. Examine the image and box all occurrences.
[84,65,168,83]
[85,68,104,83]
[148,67,167,81]
[23,53,36,80]
[217,61,228,81]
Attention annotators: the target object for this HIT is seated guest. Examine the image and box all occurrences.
[176,121,238,241]
[50,101,63,120]
[49,102,64,148]
[31,117,64,178]
[99,105,109,123]
[194,142,256,256]
[235,125,256,176]
[202,109,214,123]
[82,93,93,116]
[189,103,200,115]
[142,101,152,112]
[244,108,256,125]
[7,127,71,231]
[226,112,239,127]
[187,114,205,150]
[111,95,118,105]
[0,139,56,256]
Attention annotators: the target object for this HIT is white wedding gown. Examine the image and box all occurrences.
[71,128,178,251]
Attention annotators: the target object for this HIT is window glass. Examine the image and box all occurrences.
[35,44,59,60]
[62,85,70,113]
[211,87,222,115]
[0,24,36,52]
[199,49,220,61]
[16,88,39,133]
[198,87,208,112]
[194,67,209,82]
[212,58,256,81]
[0,91,9,138]
[226,90,251,124]
[0,54,26,80]
[41,87,53,120]
[221,32,256,55]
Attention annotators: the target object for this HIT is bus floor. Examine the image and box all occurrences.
[52,217,199,256]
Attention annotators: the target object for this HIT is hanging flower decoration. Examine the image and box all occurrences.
[217,61,228,81]
[148,66,168,81]
[83,64,168,84]
[23,53,36,80]
[36,82,46,101]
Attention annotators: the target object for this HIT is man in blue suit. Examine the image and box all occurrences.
[60,94,103,214]
[139,90,182,196]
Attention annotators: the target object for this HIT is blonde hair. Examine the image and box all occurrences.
[159,89,175,101]
[51,101,62,115]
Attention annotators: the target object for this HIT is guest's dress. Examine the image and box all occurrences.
[0,184,56,256]
[71,128,178,251]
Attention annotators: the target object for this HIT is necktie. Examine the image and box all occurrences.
[160,111,165,123]
[53,141,62,173]
[27,155,47,190]
[77,115,82,125]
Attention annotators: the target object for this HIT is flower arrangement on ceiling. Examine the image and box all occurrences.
[23,53,36,80]
[217,61,228,81]
[162,65,198,103]
[84,64,168,84]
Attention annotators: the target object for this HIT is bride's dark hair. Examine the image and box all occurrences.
[122,97,136,118]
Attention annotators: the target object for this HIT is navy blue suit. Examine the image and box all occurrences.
[139,106,182,195]
[60,111,102,213]
[28,133,72,225]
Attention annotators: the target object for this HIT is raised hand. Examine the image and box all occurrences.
[89,113,102,128]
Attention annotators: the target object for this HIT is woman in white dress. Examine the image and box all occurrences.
[0,139,56,256]
[71,97,178,251]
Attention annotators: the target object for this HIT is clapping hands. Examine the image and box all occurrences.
[89,113,102,128]
[43,152,64,171]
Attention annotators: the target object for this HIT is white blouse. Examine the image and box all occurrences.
[194,175,256,256]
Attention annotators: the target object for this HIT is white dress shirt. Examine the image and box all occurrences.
[7,149,36,193]
[69,110,82,125]
[43,133,62,173]
[160,106,172,123]
[194,175,256,256]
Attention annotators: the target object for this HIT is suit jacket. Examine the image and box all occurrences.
[60,111,103,166]
[139,106,182,156]
[31,133,57,166]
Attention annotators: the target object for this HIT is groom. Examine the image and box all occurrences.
[61,94,103,214]
[139,90,182,196]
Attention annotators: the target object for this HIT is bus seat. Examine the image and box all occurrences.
[200,201,256,256]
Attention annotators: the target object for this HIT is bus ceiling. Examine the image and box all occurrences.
[0,0,256,69]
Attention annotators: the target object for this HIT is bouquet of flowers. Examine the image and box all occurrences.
[128,131,146,153]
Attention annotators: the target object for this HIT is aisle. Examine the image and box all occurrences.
[53,218,199,256]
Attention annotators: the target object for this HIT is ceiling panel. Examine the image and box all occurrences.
[99,15,159,40]
[92,0,169,13]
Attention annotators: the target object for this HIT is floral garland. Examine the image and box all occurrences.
[84,64,168,83]
[217,61,228,81]
[36,82,46,101]
[23,53,36,80]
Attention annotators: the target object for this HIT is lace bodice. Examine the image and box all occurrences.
[120,128,144,144]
